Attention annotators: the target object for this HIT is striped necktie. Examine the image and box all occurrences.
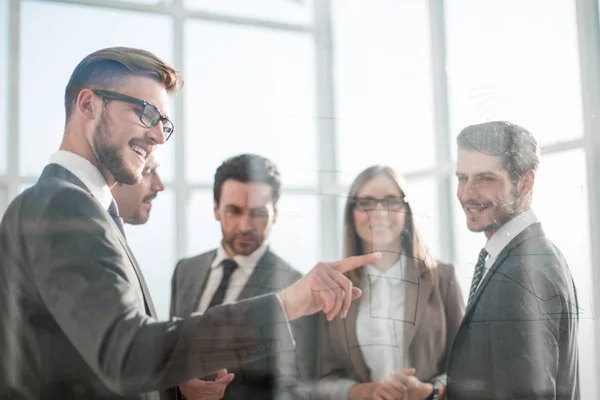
[467,248,488,305]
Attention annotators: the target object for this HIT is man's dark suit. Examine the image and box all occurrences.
[446,222,580,400]
[171,249,317,399]
[0,164,294,400]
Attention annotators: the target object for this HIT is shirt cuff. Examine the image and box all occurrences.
[431,373,447,387]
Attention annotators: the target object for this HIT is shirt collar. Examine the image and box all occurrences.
[364,254,406,286]
[485,208,538,259]
[210,241,270,274]
[49,150,114,210]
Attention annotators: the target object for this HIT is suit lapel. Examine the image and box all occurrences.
[340,259,434,382]
[185,252,215,316]
[463,251,509,319]
[463,223,544,318]
[343,299,370,382]
[116,234,158,318]
[403,257,433,354]
[237,250,277,299]
[40,164,158,318]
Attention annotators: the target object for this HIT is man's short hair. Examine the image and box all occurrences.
[64,47,183,122]
[457,121,541,183]
[213,154,281,205]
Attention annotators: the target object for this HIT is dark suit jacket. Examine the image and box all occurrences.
[446,222,580,400]
[0,164,294,400]
[315,260,464,396]
[170,249,317,400]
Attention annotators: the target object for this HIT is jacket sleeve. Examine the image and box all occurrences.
[28,187,294,395]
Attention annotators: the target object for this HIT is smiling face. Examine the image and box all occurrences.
[89,76,170,185]
[352,174,406,253]
[456,148,527,238]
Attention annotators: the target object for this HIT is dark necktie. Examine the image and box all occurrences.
[108,199,126,238]
[467,248,489,305]
[208,259,238,309]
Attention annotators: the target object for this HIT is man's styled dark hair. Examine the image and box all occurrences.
[457,120,541,184]
[213,154,282,205]
[64,46,183,122]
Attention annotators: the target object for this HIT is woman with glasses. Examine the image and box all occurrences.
[314,166,465,400]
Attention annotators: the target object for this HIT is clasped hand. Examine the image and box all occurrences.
[371,368,433,400]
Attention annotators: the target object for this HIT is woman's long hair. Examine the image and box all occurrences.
[343,165,438,287]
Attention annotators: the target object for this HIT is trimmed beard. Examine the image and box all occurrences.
[93,109,139,185]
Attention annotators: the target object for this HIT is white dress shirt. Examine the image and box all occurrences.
[196,242,269,314]
[478,208,539,290]
[49,150,114,210]
[356,255,407,382]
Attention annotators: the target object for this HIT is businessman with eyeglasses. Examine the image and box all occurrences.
[0,47,379,400]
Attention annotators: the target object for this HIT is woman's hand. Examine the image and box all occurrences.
[350,374,407,400]
[386,368,437,400]
[350,368,445,400]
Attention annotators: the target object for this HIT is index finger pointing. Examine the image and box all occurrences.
[330,252,381,273]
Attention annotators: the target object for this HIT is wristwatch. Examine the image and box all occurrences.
[425,381,440,400]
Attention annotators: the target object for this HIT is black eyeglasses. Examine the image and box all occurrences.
[92,89,175,141]
[352,196,408,212]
